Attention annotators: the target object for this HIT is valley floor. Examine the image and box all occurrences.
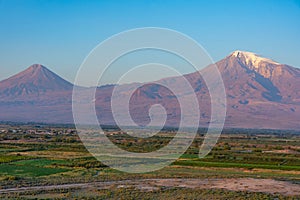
[0,125,299,199]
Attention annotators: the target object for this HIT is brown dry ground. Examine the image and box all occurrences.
[0,178,299,196]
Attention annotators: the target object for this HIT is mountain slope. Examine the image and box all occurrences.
[227,51,300,103]
[212,51,300,129]
[0,52,300,130]
[0,64,73,101]
[0,64,74,123]
[93,50,300,129]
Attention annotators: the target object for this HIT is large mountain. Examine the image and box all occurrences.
[1,51,300,129]
[212,51,300,129]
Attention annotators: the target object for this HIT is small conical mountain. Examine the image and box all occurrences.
[0,64,73,100]
[0,64,74,123]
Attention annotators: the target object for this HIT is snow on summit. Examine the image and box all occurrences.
[231,50,279,68]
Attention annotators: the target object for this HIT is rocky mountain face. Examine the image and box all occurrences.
[213,51,300,129]
[0,64,74,123]
[1,51,300,130]
[0,64,73,99]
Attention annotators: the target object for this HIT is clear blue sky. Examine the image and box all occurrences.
[0,0,300,85]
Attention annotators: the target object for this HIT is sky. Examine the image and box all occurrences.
[0,0,300,86]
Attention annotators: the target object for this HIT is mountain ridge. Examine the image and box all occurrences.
[0,51,300,129]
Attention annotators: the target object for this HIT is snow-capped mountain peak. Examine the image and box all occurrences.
[231,50,279,68]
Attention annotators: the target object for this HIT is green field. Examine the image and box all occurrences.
[0,125,299,199]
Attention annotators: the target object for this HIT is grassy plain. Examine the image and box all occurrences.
[0,124,299,199]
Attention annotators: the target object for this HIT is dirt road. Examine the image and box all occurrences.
[0,178,299,196]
